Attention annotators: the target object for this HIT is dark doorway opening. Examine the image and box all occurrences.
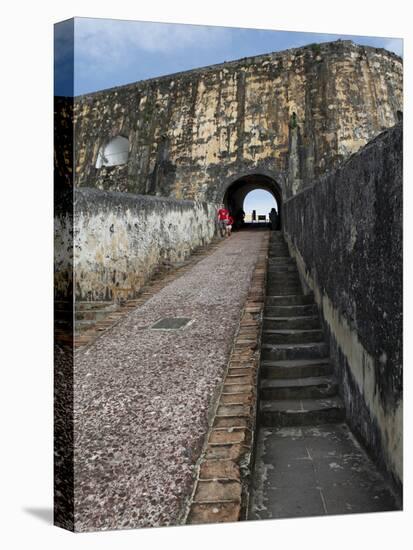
[223,174,282,230]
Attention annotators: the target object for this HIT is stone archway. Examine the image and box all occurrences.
[223,173,282,229]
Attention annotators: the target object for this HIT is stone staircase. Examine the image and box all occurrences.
[259,232,345,427]
[249,232,399,520]
[74,301,119,331]
[54,300,119,331]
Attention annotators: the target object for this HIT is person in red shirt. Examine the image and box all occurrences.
[226,214,234,236]
[217,204,229,237]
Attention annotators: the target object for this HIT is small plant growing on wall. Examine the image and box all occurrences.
[309,42,321,55]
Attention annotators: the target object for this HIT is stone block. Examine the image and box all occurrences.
[204,444,244,460]
[199,460,240,480]
[187,502,240,524]
[227,367,255,377]
[209,429,247,445]
[216,404,250,417]
[223,375,253,385]
[193,480,241,503]
[222,383,253,394]
[220,393,252,405]
[213,416,248,429]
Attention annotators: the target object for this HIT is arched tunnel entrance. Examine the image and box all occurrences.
[223,174,282,230]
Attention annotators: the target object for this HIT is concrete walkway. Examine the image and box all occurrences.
[73,230,266,531]
[249,424,398,520]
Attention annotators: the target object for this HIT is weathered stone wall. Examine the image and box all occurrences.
[73,40,402,201]
[283,123,402,493]
[56,188,217,301]
[54,97,75,301]
[54,96,76,529]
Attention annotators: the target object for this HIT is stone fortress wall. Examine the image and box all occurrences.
[72,190,216,301]
[284,123,403,492]
[73,40,402,200]
[66,40,403,308]
[55,42,403,492]
[65,39,404,303]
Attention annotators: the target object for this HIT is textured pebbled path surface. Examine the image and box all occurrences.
[73,230,265,531]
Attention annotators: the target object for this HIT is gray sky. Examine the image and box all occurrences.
[54,17,402,96]
[244,190,278,217]
[54,18,402,214]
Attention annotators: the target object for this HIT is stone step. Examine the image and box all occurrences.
[260,376,338,400]
[268,259,295,266]
[261,341,329,361]
[268,252,289,257]
[267,274,300,283]
[267,272,300,282]
[263,315,321,330]
[265,305,318,318]
[267,280,301,288]
[267,288,302,295]
[266,286,303,296]
[267,268,299,275]
[267,273,302,286]
[266,294,314,306]
[267,265,298,273]
[75,319,99,329]
[267,285,302,294]
[75,307,118,321]
[264,304,318,318]
[75,301,116,311]
[260,358,333,379]
[262,329,324,345]
[267,277,301,284]
[259,396,345,426]
[268,248,289,254]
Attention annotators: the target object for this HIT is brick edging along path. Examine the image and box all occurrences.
[186,232,269,524]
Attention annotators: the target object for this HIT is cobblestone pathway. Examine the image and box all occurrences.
[73,230,266,531]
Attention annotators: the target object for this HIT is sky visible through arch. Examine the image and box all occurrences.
[54,17,403,96]
[244,190,278,218]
